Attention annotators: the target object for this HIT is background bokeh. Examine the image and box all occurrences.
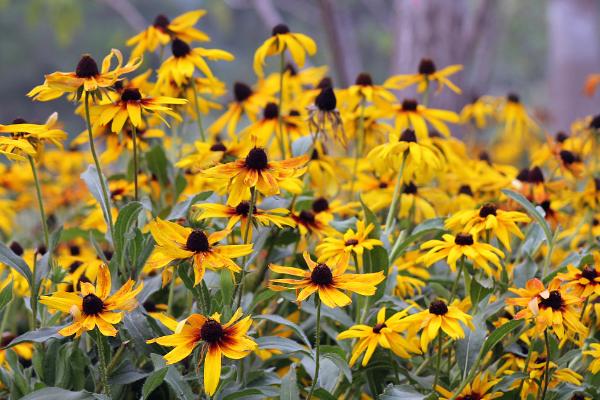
[0,0,598,135]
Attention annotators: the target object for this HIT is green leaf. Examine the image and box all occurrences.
[150,354,194,400]
[20,388,107,400]
[254,314,311,347]
[0,241,32,282]
[389,218,444,261]
[379,384,426,399]
[123,310,154,355]
[360,197,381,239]
[291,135,313,156]
[320,347,352,383]
[501,189,552,246]
[280,364,300,400]
[142,368,168,400]
[146,145,170,187]
[255,336,309,354]
[0,280,13,310]
[481,319,523,356]
[167,192,212,220]
[456,315,486,380]
[34,227,62,295]
[4,326,63,348]
[113,201,143,270]
[81,165,113,241]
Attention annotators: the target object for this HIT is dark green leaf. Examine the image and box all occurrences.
[4,326,63,348]
[280,364,300,400]
[81,165,113,241]
[0,241,32,282]
[142,368,168,400]
[379,384,426,399]
[501,189,552,246]
[0,280,13,310]
[113,201,143,271]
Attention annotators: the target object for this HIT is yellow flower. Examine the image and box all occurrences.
[0,114,68,161]
[385,99,459,140]
[268,252,384,308]
[28,49,142,100]
[460,96,495,128]
[557,264,600,298]
[201,147,308,206]
[127,10,209,59]
[398,299,474,351]
[39,264,143,337]
[444,203,530,251]
[385,59,463,94]
[307,86,346,145]
[337,307,419,366]
[157,39,234,87]
[147,218,253,285]
[497,93,538,141]
[253,24,317,78]
[419,232,504,276]
[94,87,187,132]
[583,342,600,374]
[147,309,256,396]
[316,220,383,265]
[436,372,502,400]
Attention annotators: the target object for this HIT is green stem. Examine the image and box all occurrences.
[516,349,532,398]
[384,152,408,235]
[307,298,321,400]
[131,123,139,201]
[539,330,551,400]
[191,79,206,141]
[84,92,114,239]
[234,187,258,308]
[449,256,465,302]
[95,329,112,398]
[28,155,49,246]
[433,333,443,389]
[388,350,400,384]
[167,266,178,316]
[277,51,286,157]
[349,98,366,199]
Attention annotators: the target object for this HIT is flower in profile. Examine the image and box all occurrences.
[584,343,600,373]
[436,372,502,400]
[307,86,346,145]
[444,203,530,251]
[399,299,473,351]
[420,232,504,276]
[460,96,495,128]
[557,264,600,298]
[385,58,463,94]
[127,10,209,59]
[385,99,459,140]
[28,49,142,101]
[202,146,308,206]
[268,252,385,308]
[147,309,256,396]
[290,208,337,238]
[506,278,586,339]
[497,93,538,140]
[316,220,383,265]
[253,24,317,77]
[157,38,234,87]
[148,218,253,285]
[337,307,418,366]
[346,72,396,107]
[94,87,187,132]
[39,264,143,337]
[0,114,67,161]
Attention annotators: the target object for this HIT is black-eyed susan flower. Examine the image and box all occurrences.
[39,264,143,337]
[316,220,382,266]
[419,232,504,276]
[175,138,247,172]
[95,87,187,132]
[584,343,600,373]
[127,10,209,59]
[157,38,234,87]
[28,49,141,100]
[346,72,396,107]
[0,115,68,161]
[385,58,463,94]
[558,264,600,298]
[201,146,308,206]
[337,307,418,366]
[398,299,474,351]
[147,309,256,396]
[148,218,253,285]
[268,252,384,308]
[506,278,587,339]
[497,93,538,141]
[436,372,502,400]
[290,208,337,239]
[444,203,530,251]
[385,99,459,140]
[307,86,346,145]
[253,24,317,78]
[460,96,495,129]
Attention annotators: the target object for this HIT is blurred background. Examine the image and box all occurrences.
[0,0,598,134]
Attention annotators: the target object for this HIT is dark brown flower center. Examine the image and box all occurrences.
[355,72,373,86]
[82,293,105,315]
[528,166,545,183]
[401,99,418,111]
[317,77,333,90]
[312,197,330,213]
[70,245,81,256]
[311,264,333,285]
[298,210,316,224]
[186,230,210,252]
[403,182,417,195]
[9,241,24,256]
[555,131,568,143]
[0,333,16,347]
[379,182,388,189]
[581,266,598,282]
[559,150,578,165]
[344,239,359,246]
[507,93,520,103]
[539,290,564,311]
[245,147,269,170]
[210,142,227,152]
[479,203,497,218]
[272,24,290,35]
[458,185,473,196]
[285,63,297,76]
[457,394,482,400]
[172,38,191,58]
[143,300,158,312]
[75,55,100,78]
[589,114,600,129]
[12,118,27,124]
[235,201,255,216]
[311,149,320,160]
[455,233,474,246]
[429,300,449,315]
[315,87,337,111]
[418,58,436,75]
[69,261,83,273]
[233,82,252,102]
[263,102,279,119]
[399,128,417,143]
[372,323,386,333]
[200,319,224,343]
[153,14,170,29]
[121,88,142,102]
